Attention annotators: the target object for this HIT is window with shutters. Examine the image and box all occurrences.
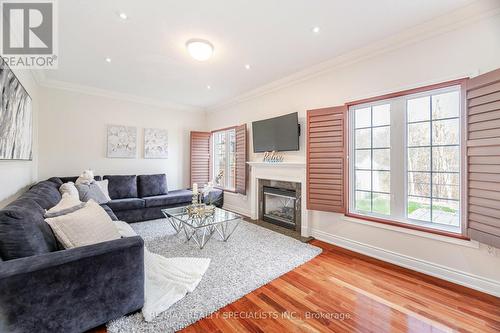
[212,128,236,191]
[348,84,464,235]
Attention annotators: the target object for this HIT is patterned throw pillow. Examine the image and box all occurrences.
[44,194,85,218]
[45,200,121,249]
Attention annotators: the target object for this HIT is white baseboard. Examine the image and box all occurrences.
[223,203,251,218]
[311,228,500,297]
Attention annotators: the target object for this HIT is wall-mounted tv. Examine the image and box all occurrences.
[252,112,299,153]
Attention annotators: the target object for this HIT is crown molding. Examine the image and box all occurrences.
[206,0,500,112]
[37,77,203,113]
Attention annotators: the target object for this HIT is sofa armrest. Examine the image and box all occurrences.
[0,236,144,333]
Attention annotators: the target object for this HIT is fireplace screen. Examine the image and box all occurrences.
[262,186,297,229]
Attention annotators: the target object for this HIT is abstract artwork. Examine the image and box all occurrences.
[144,128,168,159]
[0,58,32,160]
[107,125,137,158]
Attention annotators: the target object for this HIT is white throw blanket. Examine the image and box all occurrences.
[113,221,211,322]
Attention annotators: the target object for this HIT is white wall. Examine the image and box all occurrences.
[0,69,39,208]
[206,13,500,293]
[38,87,205,190]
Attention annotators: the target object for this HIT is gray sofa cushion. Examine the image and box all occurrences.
[21,180,61,210]
[143,190,192,208]
[0,198,58,260]
[107,198,145,211]
[137,174,168,197]
[104,175,138,199]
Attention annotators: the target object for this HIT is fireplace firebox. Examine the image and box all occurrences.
[262,186,298,229]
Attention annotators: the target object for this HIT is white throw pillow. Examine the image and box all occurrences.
[45,193,85,218]
[96,179,112,201]
[45,200,121,249]
[59,182,79,198]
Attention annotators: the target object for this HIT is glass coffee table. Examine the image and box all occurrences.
[162,205,242,249]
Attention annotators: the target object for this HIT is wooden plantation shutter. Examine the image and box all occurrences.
[235,124,247,194]
[466,68,500,247]
[190,131,211,186]
[307,106,347,213]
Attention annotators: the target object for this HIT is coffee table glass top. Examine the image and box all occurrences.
[161,205,241,228]
[162,205,242,249]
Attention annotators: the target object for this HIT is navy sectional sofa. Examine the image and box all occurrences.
[0,174,223,333]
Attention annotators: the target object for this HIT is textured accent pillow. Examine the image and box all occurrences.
[44,194,85,218]
[76,182,109,204]
[45,200,121,249]
[96,179,112,201]
[59,182,79,198]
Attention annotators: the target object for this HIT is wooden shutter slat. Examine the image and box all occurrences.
[468,165,500,173]
[190,131,211,186]
[235,124,247,195]
[467,81,500,99]
[468,91,500,107]
[467,146,500,156]
[468,110,500,124]
[469,173,500,182]
[469,205,500,220]
[469,128,500,140]
[310,120,342,128]
[469,180,500,190]
[469,156,500,164]
[468,118,500,131]
[469,100,500,115]
[469,213,499,227]
[469,196,500,210]
[470,188,500,201]
[307,106,346,213]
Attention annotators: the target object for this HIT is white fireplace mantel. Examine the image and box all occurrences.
[247,160,309,236]
[247,161,306,168]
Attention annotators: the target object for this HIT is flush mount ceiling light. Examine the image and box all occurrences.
[244,64,251,70]
[118,12,128,20]
[186,39,214,61]
[312,26,320,33]
[105,57,112,63]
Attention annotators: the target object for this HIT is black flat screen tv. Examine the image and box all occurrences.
[252,112,299,153]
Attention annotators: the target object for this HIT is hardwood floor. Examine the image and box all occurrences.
[89,240,500,333]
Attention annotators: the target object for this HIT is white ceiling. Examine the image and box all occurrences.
[45,0,476,108]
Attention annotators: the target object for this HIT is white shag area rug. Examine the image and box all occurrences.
[107,218,322,333]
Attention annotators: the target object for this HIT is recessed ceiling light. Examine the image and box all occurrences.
[186,39,214,61]
[312,26,320,33]
[206,85,212,90]
[118,12,128,20]
[105,57,112,63]
[244,64,251,70]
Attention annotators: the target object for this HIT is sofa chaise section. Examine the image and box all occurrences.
[0,180,145,333]
[0,236,144,333]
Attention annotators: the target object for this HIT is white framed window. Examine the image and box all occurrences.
[348,85,463,234]
[212,128,236,191]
